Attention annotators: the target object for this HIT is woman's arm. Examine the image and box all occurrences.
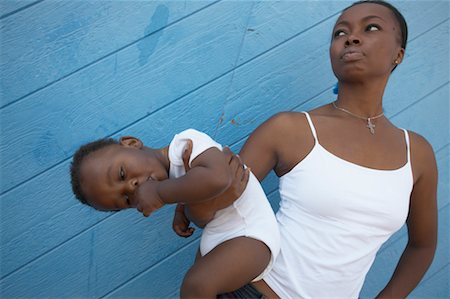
[240,113,290,181]
[376,133,438,298]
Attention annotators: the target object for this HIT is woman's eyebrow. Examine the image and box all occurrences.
[362,15,385,23]
[334,15,385,28]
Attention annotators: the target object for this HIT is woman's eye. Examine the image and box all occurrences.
[366,24,380,31]
[119,167,126,180]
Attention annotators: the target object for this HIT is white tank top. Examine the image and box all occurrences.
[264,112,413,298]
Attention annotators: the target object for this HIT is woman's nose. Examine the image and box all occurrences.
[345,35,361,46]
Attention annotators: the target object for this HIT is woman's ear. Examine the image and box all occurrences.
[119,136,143,149]
[394,48,405,65]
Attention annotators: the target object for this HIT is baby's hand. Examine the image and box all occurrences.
[134,180,165,217]
[172,204,195,238]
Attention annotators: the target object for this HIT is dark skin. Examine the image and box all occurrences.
[200,3,438,298]
[79,136,272,299]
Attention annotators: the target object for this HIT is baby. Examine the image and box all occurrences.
[70,129,280,298]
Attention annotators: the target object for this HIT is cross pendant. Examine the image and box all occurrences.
[367,118,376,134]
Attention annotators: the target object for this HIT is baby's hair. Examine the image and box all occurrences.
[70,138,119,206]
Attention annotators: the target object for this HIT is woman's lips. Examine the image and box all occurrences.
[341,51,364,62]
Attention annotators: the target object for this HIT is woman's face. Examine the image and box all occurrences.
[330,3,404,82]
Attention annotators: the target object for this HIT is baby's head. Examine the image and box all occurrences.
[70,136,169,211]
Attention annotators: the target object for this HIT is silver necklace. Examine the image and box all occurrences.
[332,101,384,134]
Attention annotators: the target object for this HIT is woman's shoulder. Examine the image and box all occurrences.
[406,130,435,158]
[248,111,313,147]
[264,111,309,127]
[405,130,437,182]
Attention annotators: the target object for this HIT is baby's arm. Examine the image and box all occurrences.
[172,147,250,232]
[134,147,232,217]
[172,203,195,237]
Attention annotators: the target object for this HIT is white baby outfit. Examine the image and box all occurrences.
[168,129,280,281]
[264,112,413,298]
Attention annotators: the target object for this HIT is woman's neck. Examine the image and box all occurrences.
[335,80,387,117]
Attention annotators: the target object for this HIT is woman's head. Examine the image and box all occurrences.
[344,1,408,50]
[330,0,408,81]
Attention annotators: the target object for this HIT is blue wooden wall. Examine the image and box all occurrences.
[1,1,448,298]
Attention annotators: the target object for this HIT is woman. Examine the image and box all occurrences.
[213,1,438,298]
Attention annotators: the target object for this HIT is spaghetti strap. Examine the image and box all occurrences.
[402,129,411,164]
[302,112,318,141]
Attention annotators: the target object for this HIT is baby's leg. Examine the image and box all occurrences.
[180,236,271,299]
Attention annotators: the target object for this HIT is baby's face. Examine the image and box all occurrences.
[79,142,168,211]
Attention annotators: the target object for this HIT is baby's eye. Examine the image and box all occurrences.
[125,194,130,206]
[366,24,380,31]
[333,29,346,37]
[119,166,126,181]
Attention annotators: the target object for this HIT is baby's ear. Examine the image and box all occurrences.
[119,136,143,149]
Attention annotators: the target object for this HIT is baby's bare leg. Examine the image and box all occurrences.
[180,236,271,299]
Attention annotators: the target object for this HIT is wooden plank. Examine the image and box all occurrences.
[0,162,108,278]
[411,265,450,298]
[360,204,450,298]
[0,0,40,19]
[0,205,202,298]
[106,238,199,298]
[0,1,210,106]
[391,82,449,159]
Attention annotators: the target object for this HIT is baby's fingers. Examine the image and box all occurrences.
[174,225,195,237]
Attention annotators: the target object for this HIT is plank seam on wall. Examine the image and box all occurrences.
[0,10,343,196]
[418,202,450,288]
[0,212,113,280]
[435,143,449,154]
[410,17,449,44]
[100,238,200,298]
[0,0,44,20]
[390,82,449,120]
[0,0,222,110]
[419,262,450,288]
[227,83,337,151]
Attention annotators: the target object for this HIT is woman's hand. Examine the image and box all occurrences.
[210,147,250,210]
[182,145,250,211]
